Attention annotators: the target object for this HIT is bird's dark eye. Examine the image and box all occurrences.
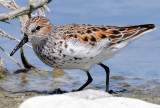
[36,26,41,30]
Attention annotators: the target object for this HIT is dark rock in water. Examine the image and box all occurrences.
[13,68,31,74]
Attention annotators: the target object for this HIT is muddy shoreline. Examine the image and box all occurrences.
[0,86,160,108]
[0,68,160,108]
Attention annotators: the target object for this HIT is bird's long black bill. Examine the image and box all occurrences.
[10,34,28,56]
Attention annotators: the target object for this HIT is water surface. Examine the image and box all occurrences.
[0,0,160,91]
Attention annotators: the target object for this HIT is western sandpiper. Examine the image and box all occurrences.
[10,16,155,92]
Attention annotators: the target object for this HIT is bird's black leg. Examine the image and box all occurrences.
[99,63,110,92]
[77,71,93,91]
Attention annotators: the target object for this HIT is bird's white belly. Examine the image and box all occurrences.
[32,38,126,71]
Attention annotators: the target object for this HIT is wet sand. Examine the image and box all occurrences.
[0,68,160,108]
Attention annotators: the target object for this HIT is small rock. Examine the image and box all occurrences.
[19,89,160,108]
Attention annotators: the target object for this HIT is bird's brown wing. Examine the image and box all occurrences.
[56,24,155,48]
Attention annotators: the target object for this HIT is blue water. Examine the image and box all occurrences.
[0,0,160,90]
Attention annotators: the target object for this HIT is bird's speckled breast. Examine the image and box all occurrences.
[32,38,93,70]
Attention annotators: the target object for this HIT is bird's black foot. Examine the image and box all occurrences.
[71,89,79,92]
[108,89,117,94]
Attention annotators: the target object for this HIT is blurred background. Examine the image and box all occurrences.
[0,0,159,91]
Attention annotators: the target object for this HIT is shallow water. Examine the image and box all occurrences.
[0,0,160,93]
[0,68,160,94]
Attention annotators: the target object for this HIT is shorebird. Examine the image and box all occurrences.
[10,16,155,92]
